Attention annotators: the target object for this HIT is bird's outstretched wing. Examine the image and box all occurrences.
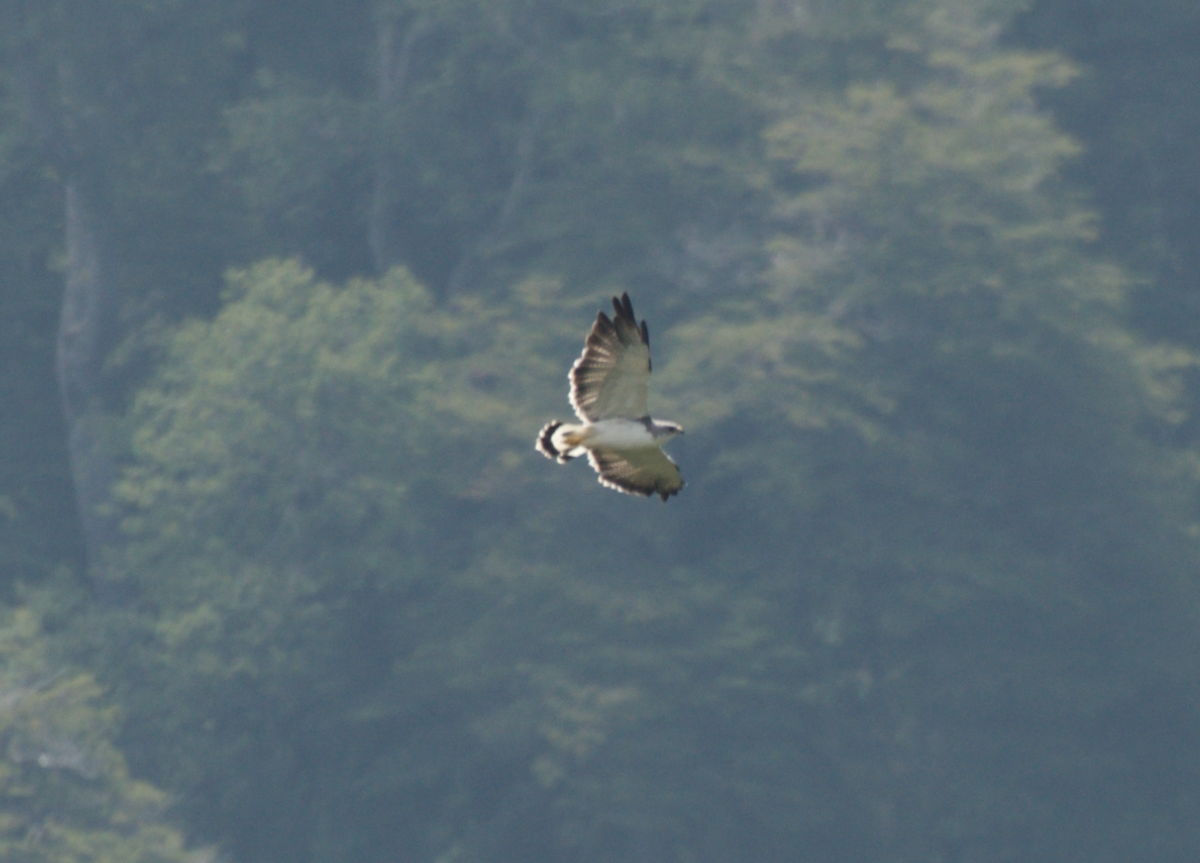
[569,293,651,422]
[587,446,683,501]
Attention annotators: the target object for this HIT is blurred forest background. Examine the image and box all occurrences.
[1,0,1199,860]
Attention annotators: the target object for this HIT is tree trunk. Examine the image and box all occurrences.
[57,181,125,602]
[369,10,430,275]
[445,107,539,295]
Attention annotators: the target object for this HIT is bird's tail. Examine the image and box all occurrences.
[536,420,575,463]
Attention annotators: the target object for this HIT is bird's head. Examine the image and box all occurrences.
[652,420,684,442]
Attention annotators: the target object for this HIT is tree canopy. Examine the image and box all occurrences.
[1,0,1199,861]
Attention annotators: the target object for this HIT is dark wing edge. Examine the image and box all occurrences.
[612,293,650,370]
[568,294,652,422]
[587,446,684,502]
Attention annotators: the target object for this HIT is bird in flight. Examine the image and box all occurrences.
[536,293,684,501]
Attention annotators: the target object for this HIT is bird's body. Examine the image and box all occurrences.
[536,294,684,501]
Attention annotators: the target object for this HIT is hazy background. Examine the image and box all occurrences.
[1,0,1199,861]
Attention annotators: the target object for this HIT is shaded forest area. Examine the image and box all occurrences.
[1,0,1200,861]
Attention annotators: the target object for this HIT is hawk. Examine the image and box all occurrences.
[536,293,684,501]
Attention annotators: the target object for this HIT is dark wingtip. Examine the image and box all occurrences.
[657,479,684,502]
[610,294,648,349]
[587,311,615,345]
[613,292,635,323]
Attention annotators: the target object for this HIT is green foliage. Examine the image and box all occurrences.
[105,261,622,858]
[3,0,1200,861]
[213,0,766,291]
[0,0,259,590]
[765,13,1098,319]
[0,604,207,863]
[0,0,254,314]
[1013,0,1200,346]
[107,198,1200,863]
[218,74,375,275]
[670,4,1200,706]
